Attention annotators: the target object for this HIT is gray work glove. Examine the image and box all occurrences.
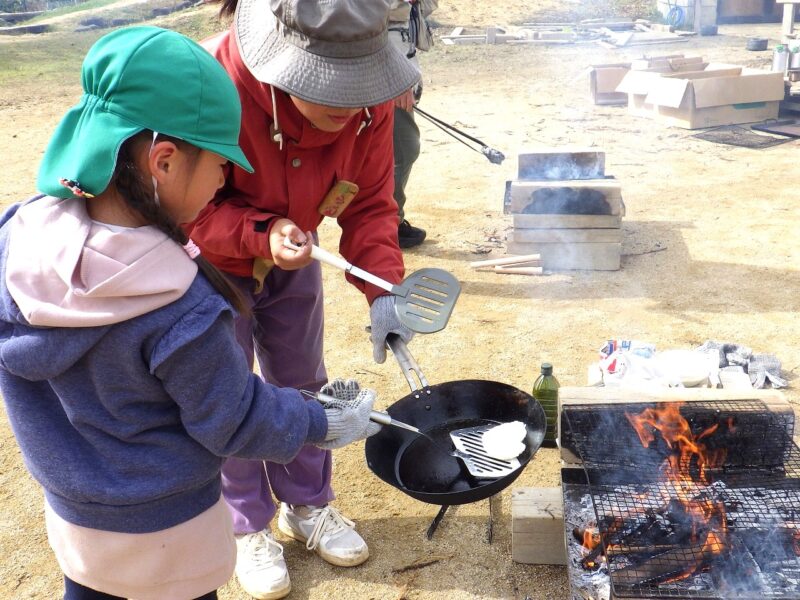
[369,295,414,364]
[315,378,381,450]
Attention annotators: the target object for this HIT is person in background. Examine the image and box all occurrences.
[389,0,439,249]
[0,26,380,600]
[188,0,420,598]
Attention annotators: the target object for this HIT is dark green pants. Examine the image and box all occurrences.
[393,106,420,220]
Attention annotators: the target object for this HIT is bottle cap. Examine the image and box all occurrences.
[541,363,553,376]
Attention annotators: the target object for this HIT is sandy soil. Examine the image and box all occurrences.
[1,2,799,599]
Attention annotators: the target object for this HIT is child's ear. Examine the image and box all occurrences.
[149,141,178,179]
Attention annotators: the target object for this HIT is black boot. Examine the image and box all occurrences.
[398,219,426,249]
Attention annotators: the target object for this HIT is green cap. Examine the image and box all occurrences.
[37,26,253,199]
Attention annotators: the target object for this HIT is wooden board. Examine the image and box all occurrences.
[557,386,792,465]
[506,178,622,215]
[511,487,567,564]
[513,214,622,229]
[511,228,621,244]
[506,239,621,270]
[517,149,604,181]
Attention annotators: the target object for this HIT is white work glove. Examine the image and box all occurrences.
[315,379,381,450]
[369,295,414,364]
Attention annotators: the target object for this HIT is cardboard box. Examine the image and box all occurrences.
[590,63,630,105]
[589,56,700,106]
[631,55,705,72]
[616,63,785,129]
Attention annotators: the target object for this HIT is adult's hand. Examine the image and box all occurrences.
[369,295,414,364]
[269,218,313,270]
[393,87,415,112]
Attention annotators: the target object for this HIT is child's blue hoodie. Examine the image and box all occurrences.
[0,196,327,534]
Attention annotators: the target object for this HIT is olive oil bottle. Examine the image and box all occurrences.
[532,363,559,448]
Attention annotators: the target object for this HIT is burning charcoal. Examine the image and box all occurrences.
[742,528,800,570]
[710,539,765,597]
[581,545,605,571]
[613,541,717,587]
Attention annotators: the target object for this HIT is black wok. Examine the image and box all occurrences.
[365,335,546,505]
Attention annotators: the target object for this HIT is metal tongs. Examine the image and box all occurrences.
[413,106,505,165]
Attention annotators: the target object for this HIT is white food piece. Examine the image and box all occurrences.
[482,421,527,460]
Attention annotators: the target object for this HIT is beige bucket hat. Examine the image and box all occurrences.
[234,0,421,108]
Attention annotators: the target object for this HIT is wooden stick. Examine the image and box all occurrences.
[469,253,541,268]
[475,260,541,272]
[493,266,544,275]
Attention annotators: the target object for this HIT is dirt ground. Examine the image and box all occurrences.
[1,2,800,599]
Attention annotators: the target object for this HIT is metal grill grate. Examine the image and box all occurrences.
[564,400,796,477]
[563,400,800,599]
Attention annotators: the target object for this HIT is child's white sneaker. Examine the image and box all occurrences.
[234,529,291,600]
[278,503,369,567]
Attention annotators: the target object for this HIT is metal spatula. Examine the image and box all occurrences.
[284,239,460,333]
[450,424,521,479]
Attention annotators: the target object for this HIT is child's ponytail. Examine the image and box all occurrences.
[113,132,251,316]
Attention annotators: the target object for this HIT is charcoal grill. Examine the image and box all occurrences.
[562,399,800,599]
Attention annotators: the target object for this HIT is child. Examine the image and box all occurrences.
[0,26,379,600]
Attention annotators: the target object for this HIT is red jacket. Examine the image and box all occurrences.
[188,28,404,304]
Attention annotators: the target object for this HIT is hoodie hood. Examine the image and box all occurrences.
[5,196,197,328]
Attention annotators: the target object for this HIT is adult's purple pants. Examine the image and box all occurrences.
[222,260,335,534]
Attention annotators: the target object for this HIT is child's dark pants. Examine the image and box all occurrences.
[64,575,217,600]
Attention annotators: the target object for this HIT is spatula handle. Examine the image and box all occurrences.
[283,238,395,293]
[312,391,420,433]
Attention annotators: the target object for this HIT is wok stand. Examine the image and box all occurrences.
[424,495,497,542]
[426,505,449,540]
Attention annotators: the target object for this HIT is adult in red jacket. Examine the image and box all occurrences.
[187,0,420,598]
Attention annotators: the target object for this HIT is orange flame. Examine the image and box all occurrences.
[624,402,729,582]
[582,526,601,551]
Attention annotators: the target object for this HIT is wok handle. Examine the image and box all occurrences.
[386,333,430,392]
[283,238,397,294]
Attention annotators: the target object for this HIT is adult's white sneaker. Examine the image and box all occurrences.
[234,529,291,600]
[278,503,369,567]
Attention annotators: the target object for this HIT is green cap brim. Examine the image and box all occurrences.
[194,137,254,174]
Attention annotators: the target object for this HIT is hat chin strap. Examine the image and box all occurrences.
[149,131,161,206]
[357,107,372,136]
[270,86,285,150]
[269,87,371,143]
